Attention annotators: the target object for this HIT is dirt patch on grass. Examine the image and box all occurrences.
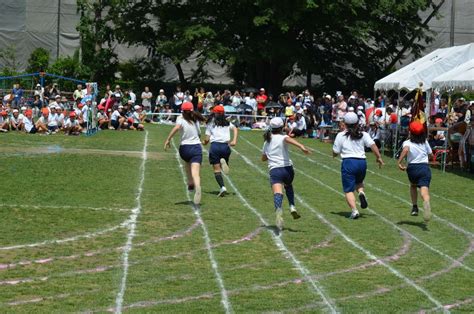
[0,146,169,160]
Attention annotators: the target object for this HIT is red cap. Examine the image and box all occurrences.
[25,109,33,117]
[375,109,382,116]
[435,118,443,124]
[181,102,193,111]
[213,105,225,114]
[98,105,105,110]
[41,108,49,115]
[0,111,7,116]
[69,112,76,118]
[409,121,425,135]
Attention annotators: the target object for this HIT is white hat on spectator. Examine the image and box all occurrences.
[21,106,27,111]
[13,109,18,113]
[344,112,359,124]
[357,105,364,110]
[118,105,124,109]
[159,89,164,93]
[348,107,355,112]
[349,95,356,100]
[295,102,302,107]
[115,93,121,98]
[296,109,304,114]
[55,94,61,99]
[325,94,332,99]
[134,105,140,110]
[269,117,283,129]
[36,83,41,87]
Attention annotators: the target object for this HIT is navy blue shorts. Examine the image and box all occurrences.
[341,158,367,193]
[111,119,120,129]
[179,144,202,164]
[269,166,294,186]
[209,142,231,165]
[407,163,431,187]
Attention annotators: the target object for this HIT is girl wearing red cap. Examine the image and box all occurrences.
[0,111,10,132]
[23,110,37,134]
[164,102,206,205]
[397,121,433,221]
[202,105,238,196]
[333,112,384,219]
[262,117,310,232]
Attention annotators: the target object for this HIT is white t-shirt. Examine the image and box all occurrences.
[333,131,374,159]
[141,91,152,107]
[23,117,34,132]
[129,91,136,103]
[403,140,432,164]
[111,110,121,121]
[205,123,235,143]
[245,98,257,111]
[82,105,89,121]
[48,113,58,127]
[262,134,292,170]
[177,116,201,145]
[174,92,184,106]
[132,111,141,123]
[64,118,79,128]
[295,117,306,131]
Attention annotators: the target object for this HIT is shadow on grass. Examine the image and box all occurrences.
[263,225,302,236]
[174,200,193,206]
[204,190,236,196]
[330,211,371,219]
[397,220,428,231]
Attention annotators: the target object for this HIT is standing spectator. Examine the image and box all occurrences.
[245,92,257,115]
[12,83,23,107]
[155,89,167,110]
[173,86,184,112]
[73,84,83,101]
[34,84,44,102]
[114,85,123,98]
[195,87,205,112]
[50,83,60,99]
[256,88,268,115]
[141,86,152,112]
[231,90,243,108]
[203,92,214,114]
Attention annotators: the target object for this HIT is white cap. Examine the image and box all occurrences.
[344,112,359,124]
[325,95,331,99]
[349,95,356,100]
[134,105,140,110]
[159,89,164,93]
[269,117,283,129]
[21,106,27,111]
[115,93,121,98]
[295,102,301,107]
[36,83,41,87]
[55,94,61,98]
[118,105,124,109]
[296,109,304,114]
[260,88,265,91]
[348,107,355,112]
[357,106,364,110]
[12,109,18,113]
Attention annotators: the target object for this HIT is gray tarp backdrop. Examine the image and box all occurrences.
[0,0,473,86]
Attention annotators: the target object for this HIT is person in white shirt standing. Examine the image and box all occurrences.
[397,121,433,221]
[202,105,238,197]
[141,86,152,112]
[262,117,309,232]
[333,112,384,219]
[164,102,206,205]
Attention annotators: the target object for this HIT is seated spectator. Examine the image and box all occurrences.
[9,109,24,131]
[96,105,109,129]
[47,106,60,134]
[131,105,145,131]
[63,112,82,135]
[368,122,381,149]
[0,110,9,132]
[23,109,37,134]
[110,105,126,130]
[35,108,50,134]
[429,118,446,148]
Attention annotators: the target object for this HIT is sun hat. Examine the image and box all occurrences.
[270,117,284,129]
[181,102,193,111]
[409,121,425,135]
[344,112,359,124]
[213,105,225,114]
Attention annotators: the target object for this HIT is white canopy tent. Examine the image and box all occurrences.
[374,43,474,91]
[431,59,474,91]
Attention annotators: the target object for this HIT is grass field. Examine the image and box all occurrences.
[0,125,473,313]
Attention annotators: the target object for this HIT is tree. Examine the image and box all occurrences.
[26,48,51,73]
[0,45,20,76]
[77,0,118,83]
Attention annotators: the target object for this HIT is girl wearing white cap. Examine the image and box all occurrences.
[202,105,238,197]
[262,117,309,231]
[131,105,145,131]
[333,112,384,219]
[164,102,206,205]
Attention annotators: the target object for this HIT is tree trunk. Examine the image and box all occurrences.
[175,62,187,89]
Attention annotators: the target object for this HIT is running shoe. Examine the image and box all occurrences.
[411,206,419,216]
[359,192,368,209]
[289,205,301,219]
[349,210,360,219]
[423,201,431,222]
[188,184,195,191]
[193,186,201,205]
[275,208,284,231]
[220,158,230,175]
[218,186,227,197]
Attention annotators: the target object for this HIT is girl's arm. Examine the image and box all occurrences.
[229,126,238,146]
[370,144,385,168]
[284,136,310,154]
[202,135,210,145]
[397,146,409,171]
[164,124,181,150]
[261,154,268,161]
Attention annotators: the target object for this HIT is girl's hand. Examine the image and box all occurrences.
[301,146,310,154]
[229,140,237,147]
[376,157,385,168]
[398,163,406,171]
[164,140,170,150]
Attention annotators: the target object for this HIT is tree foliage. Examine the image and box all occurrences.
[105,0,437,94]
[26,47,51,73]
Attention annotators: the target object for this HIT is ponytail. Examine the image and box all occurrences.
[344,123,363,140]
[264,127,283,143]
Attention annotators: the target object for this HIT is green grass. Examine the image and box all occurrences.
[0,125,472,313]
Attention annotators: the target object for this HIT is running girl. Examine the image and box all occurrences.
[202,105,238,197]
[164,102,206,205]
[333,112,384,219]
[262,117,309,231]
[397,121,433,221]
